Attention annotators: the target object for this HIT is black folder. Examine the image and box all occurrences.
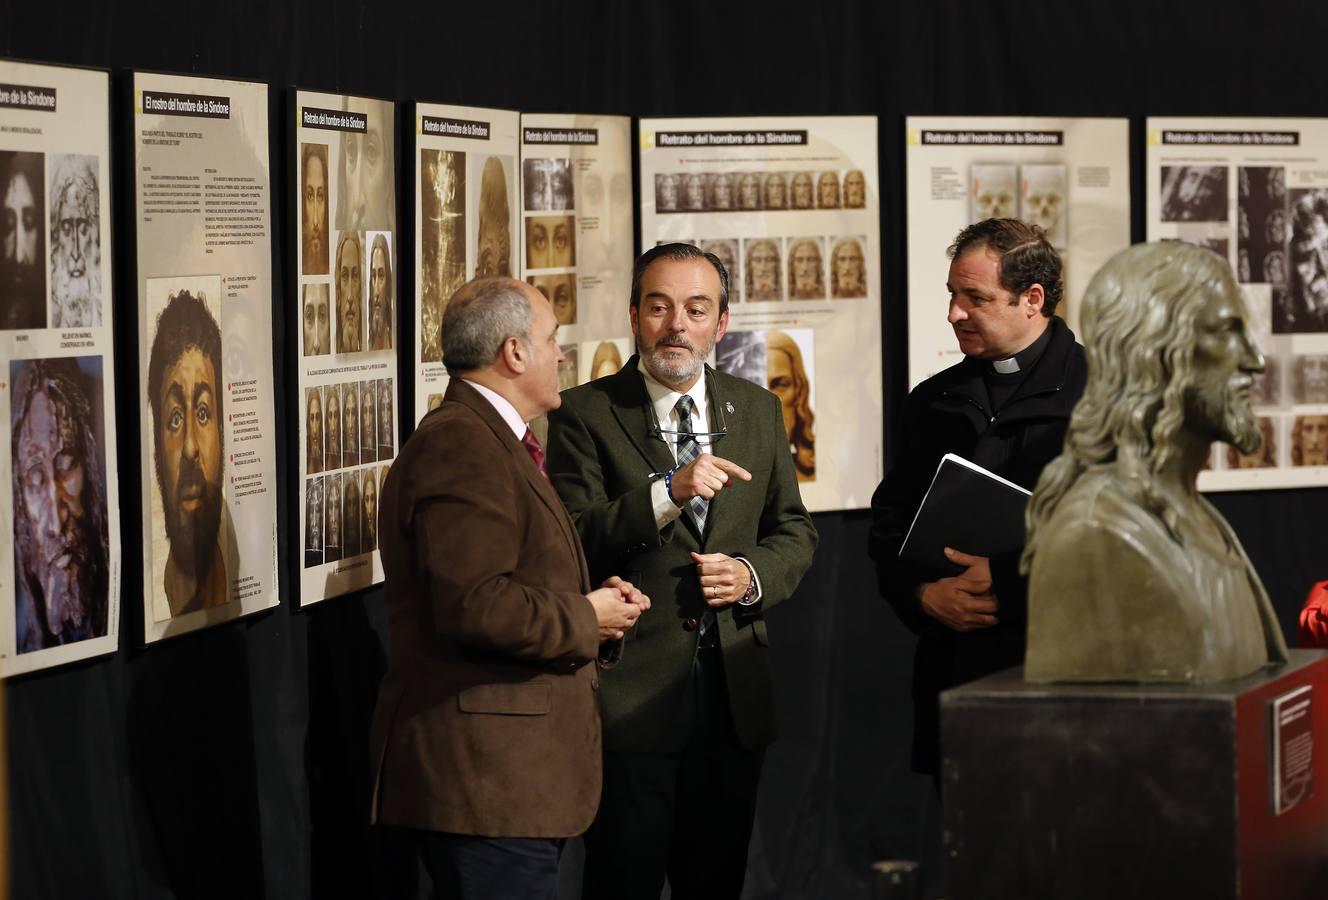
[898,453,1032,578]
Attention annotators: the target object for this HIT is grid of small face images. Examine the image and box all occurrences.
[302,378,395,566]
[654,169,867,213]
[524,157,578,327]
[660,235,868,302]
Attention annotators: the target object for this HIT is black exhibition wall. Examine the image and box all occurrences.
[2,0,1325,897]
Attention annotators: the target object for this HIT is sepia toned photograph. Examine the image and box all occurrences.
[709,173,737,211]
[1274,188,1328,333]
[1,150,47,330]
[1251,354,1281,407]
[529,273,576,325]
[1291,414,1328,466]
[767,329,816,482]
[1021,164,1067,248]
[790,172,815,210]
[970,164,1016,222]
[745,238,783,302]
[301,143,330,275]
[816,171,841,209]
[656,173,681,213]
[11,356,110,651]
[526,215,576,269]
[698,239,738,290]
[426,393,444,413]
[1293,353,1328,404]
[362,465,379,553]
[367,232,393,350]
[1225,416,1277,469]
[378,378,394,460]
[586,340,626,382]
[304,476,324,568]
[1237,166,1288,284]
[342,380,359,464]
[763,172,788,210]
[335,231,364,353]
[325,383,342,471]
[682,172,707,212]
[335,96,395,232]
[830,236,868,299]
[361,380,378,466]
[343,470,362,558]
[843,169,866,208]
[787,237,826,300]
[476,155,513,278]
[302,284,330,356]
[420,149,466,364]
[738,172,762,210]
[48,154,102,328]
[1160,165,1228,223]
[523,158,574,212]
[325,472,342,563]
[306,386,325,474]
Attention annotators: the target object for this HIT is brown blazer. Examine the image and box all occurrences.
[368,379,601,838]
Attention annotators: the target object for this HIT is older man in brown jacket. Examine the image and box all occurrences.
[369,277,648,899]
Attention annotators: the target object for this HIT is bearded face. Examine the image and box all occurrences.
[155,348,224,582]
[16,386,102,641]
[50,162,101,327]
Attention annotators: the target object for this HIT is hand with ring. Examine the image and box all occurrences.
[693,552,752,608]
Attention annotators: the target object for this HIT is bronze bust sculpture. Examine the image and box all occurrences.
[1023,242,1288,683]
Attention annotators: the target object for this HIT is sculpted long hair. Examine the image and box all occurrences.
[1022,242,1230,571]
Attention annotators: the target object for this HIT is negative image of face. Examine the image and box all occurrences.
[523,158,574,212]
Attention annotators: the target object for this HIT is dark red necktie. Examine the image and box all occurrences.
[521,427,548,480]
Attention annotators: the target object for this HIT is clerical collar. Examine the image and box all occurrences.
[988,324,1052,376]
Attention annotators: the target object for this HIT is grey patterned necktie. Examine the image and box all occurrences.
[674,394,708,533]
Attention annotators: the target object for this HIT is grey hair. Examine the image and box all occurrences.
[442,277,533,374]
[1022,241,1232,572]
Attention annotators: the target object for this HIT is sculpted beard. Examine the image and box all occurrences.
[52,247,99,326]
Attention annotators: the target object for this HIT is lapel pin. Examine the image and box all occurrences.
[726,402,735,414]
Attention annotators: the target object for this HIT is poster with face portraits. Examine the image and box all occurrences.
[414,102,519,423]
[293,90,397,605]
[0,60,120,675]
[1146,117,1328,491]
[133,72,279,642]
[639,116,881,512]
[904,117,1131,388]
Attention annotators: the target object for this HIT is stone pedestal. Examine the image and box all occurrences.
[941,650,1328,899]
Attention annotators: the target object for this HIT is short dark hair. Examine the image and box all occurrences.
[629,242,730,315]
[948,218,1064,317]
[147,290,224,452]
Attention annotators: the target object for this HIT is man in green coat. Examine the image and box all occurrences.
[547,243,817,900]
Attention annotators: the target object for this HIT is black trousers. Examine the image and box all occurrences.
[582,644,765,900]
[416,830,564,900]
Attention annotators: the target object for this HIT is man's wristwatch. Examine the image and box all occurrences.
[736,560,760,606]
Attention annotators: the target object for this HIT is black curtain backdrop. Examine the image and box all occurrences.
[3,1,1326,897]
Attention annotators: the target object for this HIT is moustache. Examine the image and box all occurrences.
[175,454,210,506]
[654,333,696,353]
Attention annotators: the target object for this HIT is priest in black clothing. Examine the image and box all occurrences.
[869,218,1087,777]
